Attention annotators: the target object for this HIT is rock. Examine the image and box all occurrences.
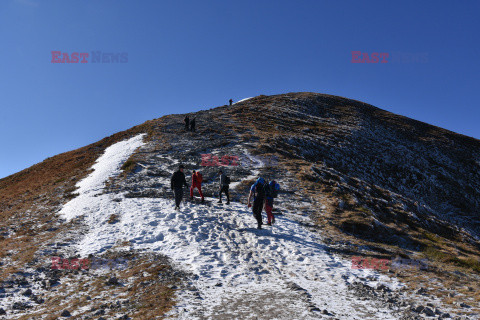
[308,305,320,312]
[440,313,451,318]
[12,302,30,310]
[376,284,389,291]
[117,315,129,320]
[413,305,424,313]
[458,302,470,308]
[106,276,119,286]
[416,287,426,294]
[95,309,106,316]
[60,310,71,317]
[49,279,59,286]
[16,278,29,286]
[32,295,45,304]
[22,288,33,296]
[422,306,435,316]
[0,308,5,315]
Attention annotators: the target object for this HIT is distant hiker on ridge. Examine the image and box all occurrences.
[190,117,196,132]
[184,115,190,131]
[264,180,280,226]
[190,169,204,203]
[218,169,230,204]
[171,164,188,211]
[229,99,233,106]
[247,177,267,229]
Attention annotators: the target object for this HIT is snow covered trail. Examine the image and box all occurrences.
[60,135,403,319]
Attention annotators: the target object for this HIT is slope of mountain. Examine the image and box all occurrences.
[0,92,479,319]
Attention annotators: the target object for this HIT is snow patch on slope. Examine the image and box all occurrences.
[59,134,146,222]
[234,97,253,104]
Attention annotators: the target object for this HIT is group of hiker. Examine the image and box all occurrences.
[170,164,280,229]
[183,99,233,132]
[182,99,232,133]
[184,116,196,132]
[170,165,231,208]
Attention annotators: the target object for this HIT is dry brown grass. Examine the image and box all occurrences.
[14,252,178,320]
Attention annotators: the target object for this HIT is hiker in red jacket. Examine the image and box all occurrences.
[190,170,204,203]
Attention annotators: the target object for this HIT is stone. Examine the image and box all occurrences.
[61,310,71,317]
[22,288,33,296]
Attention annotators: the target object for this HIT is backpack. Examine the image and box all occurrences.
[268,181,280,198]
[254,181,267,199]
[196,172,203,183]
[225,176,231,185]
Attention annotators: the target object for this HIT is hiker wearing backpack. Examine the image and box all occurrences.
[190,117,196,132]
[184,116,190,131]
[247,177,267,229]
[190,169,204,203]
[171,164,188,210]
[218,169,230,204]
[264,180,280,225]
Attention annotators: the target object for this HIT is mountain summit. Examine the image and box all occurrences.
[0,92,479,319]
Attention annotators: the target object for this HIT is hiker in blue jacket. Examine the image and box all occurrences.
[264,180,280,225]
[247,177,267,229]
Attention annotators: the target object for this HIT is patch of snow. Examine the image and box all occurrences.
[59,134,146,221]
[234,97,253,104]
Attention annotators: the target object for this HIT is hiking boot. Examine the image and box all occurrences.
[257,225,262,230]
[217,199,222,203]
[226,201,230,205]
[266,222,272,226]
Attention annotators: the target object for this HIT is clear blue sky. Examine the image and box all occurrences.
[1,0,479,179]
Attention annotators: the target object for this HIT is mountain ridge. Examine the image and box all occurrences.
[0,92,479,319]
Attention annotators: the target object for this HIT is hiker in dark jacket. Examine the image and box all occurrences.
[218,169,230,204]
[247,177,267,229]
[229,99,233,106]
[171,164,188,210]
[184,116,190,131]
[190,117,196,132]
[264,180,280,225]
